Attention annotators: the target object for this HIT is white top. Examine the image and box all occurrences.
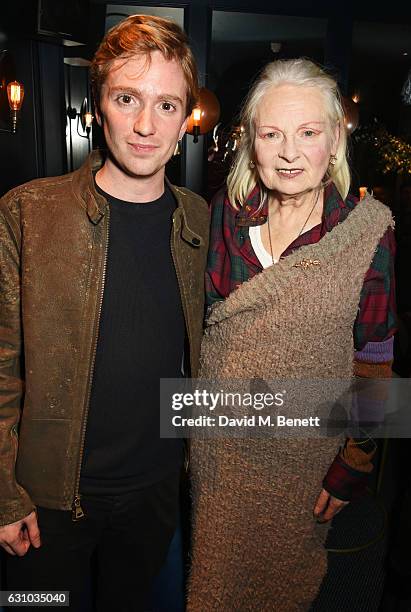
[249,224,278,269]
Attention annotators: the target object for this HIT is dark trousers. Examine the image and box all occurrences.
[6,472,180,612]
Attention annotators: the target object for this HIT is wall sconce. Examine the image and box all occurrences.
[192,107,201,143]
[359,186,367,200]
[67,97,93,139]
[0,80,25,134]
[342,96,359,134]
[223,125,245,162]
[401,68,411,105]
[186,88,221,144]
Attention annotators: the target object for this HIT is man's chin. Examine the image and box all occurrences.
[120,164,165,179]
[124,165,164,180]
[111,153,164,181]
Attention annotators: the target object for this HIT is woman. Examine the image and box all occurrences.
[187,59,396,611]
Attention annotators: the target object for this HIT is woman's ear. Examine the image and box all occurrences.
[331,121,341,155]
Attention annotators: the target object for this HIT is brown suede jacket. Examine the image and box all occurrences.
[0,151,209,526]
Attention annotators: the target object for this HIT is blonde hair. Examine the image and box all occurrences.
[227,58,351,208]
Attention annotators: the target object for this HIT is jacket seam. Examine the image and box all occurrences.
[0,205,21,254]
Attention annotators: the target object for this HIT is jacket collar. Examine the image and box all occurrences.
[71,149,108,224]
[167,179,204,247]
[236,181,357,232]
[71,150,203,245]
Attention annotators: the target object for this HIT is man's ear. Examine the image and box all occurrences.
[94,105,103,128]
[178,117,188,141]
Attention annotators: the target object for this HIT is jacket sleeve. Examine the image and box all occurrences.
[0,198,35,526]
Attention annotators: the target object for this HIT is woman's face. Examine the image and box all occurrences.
[253,84,338,197]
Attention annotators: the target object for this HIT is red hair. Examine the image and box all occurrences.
[90,14,199,116]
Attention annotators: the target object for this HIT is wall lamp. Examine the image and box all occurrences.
[0,80,25,134]
[186,88,220,144]
[67,97,93,139]
[192,108,201,143]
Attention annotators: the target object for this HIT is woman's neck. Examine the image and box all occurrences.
[260,188,324,263]
[268,188,322,219]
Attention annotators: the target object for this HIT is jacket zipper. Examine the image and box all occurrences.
[171,212,192,363]
[171,212,192,473]
[71,209,110,521]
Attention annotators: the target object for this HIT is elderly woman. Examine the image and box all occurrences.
[187,59,395,611]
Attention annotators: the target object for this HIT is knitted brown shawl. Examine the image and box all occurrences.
[187,196,393,611]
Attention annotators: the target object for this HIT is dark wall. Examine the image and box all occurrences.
[0,0,104,196]
[1,0,410,197]
[0,35,67,195]
[0,39,42,195]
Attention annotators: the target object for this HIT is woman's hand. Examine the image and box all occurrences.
[313,488,349,523]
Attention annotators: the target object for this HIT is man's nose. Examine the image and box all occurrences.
[133,105,155,136]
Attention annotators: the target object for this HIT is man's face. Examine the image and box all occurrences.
[95,51,188,181]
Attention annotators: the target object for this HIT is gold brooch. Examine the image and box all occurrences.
[293,259,321,269]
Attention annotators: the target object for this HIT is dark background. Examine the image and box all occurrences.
[0,0,410,198]
[1,3,411,610]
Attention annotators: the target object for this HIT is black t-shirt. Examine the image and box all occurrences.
[80,183,185,494]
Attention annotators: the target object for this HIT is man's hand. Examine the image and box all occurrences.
[0,511,41,556]
[313,488,349,523]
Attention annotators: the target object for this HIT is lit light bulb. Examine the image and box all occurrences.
[7,81,25,111]
[84,112,93,128]
[359,186,367,200]
[193,108,201,126]
[192,107,201,143]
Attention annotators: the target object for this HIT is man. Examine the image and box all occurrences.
[0,15,208,611]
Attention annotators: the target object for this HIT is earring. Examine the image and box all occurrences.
[173,139,182,156]
[249,160,255,168]
[329,154,337,166]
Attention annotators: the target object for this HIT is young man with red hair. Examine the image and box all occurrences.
[0,15,208,610]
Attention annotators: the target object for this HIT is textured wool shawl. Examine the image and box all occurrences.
[187,196,394,612]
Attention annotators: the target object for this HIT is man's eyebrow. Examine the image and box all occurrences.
[156,93,184,105]
[107,86,141,95]
[108,86,184,105]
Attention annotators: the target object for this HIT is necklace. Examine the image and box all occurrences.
[267,189,321,265]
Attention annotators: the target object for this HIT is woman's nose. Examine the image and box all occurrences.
[278,136,299,163]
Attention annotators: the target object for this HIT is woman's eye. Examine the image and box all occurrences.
[303,130,315,137]
[263,132,280,139]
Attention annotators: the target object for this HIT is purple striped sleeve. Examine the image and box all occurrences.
[354,336,394,363]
